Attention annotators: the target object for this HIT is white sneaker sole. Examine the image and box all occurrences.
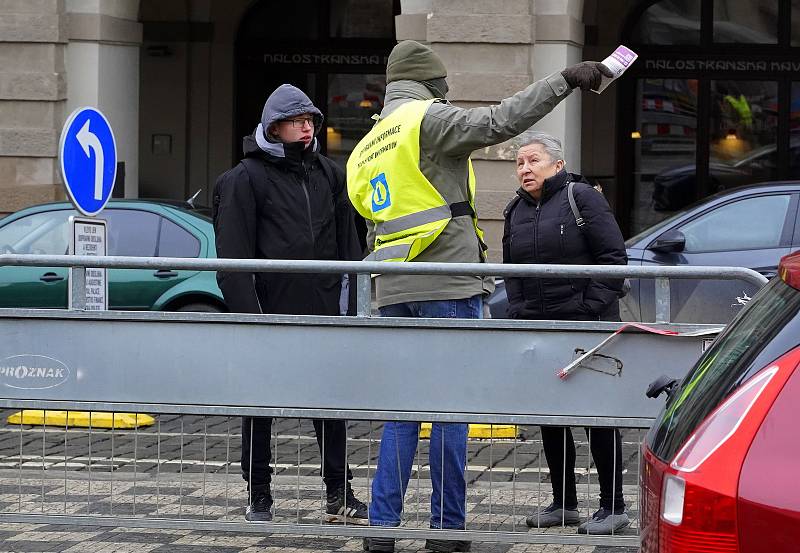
[324,513,370,525]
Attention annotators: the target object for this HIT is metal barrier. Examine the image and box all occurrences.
[0,254,767,549]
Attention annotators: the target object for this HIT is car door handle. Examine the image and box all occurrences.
[40,272,64,283]
[153,270,179,279]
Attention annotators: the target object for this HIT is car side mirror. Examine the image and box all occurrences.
[646,375,679,400]
[649,229,686,254]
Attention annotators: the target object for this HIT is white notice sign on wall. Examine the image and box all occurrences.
[69,216,108,311]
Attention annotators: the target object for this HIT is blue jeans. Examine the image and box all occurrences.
[370,295,483,529]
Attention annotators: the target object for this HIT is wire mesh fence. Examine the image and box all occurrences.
[0,411,645,547]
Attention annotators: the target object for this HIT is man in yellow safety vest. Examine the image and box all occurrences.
[347,40,611,553]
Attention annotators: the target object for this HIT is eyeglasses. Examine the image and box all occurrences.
[286,117,315,129]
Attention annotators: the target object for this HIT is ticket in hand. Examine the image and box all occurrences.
[593,45,638,94]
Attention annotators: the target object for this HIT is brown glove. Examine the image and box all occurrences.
[561,62,614,91]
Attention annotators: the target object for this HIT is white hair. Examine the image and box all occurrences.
[515,131,565,165]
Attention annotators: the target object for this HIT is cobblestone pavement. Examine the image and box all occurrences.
[0,414,643,552]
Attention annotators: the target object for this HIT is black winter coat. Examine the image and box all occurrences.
[212,136,361,315]
[502,169,627,321]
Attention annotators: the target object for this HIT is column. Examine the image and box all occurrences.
[66,0,142,198]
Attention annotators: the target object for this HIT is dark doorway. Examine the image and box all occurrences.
[234,0,399,165]
[617,0,800,236]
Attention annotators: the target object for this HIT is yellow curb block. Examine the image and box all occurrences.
[420,423,518,440]
[7,410,155,429]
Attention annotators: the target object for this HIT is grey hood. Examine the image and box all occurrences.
[254,83,324,156]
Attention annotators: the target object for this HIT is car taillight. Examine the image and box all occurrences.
[670,366,778,473]
[655,347,800,553]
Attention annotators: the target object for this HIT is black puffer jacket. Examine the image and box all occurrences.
[502,169,627,321]
[212,135,361,316]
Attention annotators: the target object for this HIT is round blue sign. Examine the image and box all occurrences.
[59,107,117,216]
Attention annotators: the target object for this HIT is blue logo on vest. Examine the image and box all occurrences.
[371,173,391,212]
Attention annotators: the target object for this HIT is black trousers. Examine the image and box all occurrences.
[241,417,353,495]
[540,426,625,511]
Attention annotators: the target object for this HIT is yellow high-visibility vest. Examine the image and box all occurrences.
[346,99,485,262]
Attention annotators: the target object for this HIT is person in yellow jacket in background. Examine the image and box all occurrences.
[347,40,611,553]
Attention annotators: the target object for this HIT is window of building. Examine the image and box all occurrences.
[235,0,398,161]
[633,78,699,231]
[709,80,779,185]
[791,82,800,177]
[713,0,778,43]
[622,0,799,236]
[793,0,800,46]
[629,0,702,45]
[326,73,386,166]
[329,0,395,38]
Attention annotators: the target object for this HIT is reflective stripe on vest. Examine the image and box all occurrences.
[346,99,487,262]
[374,205,453,236]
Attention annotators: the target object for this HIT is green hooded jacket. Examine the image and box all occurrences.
[368,73,573,308]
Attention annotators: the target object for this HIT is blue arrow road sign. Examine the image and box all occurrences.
[59,107,117,217]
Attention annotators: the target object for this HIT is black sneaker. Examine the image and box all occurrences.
[424,538,472,552]
[363,537,395,552]
[245,490,273,522]
[325,484,369,525]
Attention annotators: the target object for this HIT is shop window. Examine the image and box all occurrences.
[629,0,701,45]
[709,80,779,189]
[329,0,395,38]
[791,83,800,178]
[632,78,699,233]
[793,0,800,45]
[237,1,319,41]
[713,0,778,43]
[326,73,386,166]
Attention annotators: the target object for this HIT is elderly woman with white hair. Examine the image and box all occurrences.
[502,131,629,535]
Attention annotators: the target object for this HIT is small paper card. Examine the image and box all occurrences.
[593,45,638,94]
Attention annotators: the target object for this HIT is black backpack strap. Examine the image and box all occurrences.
[316,154,343,196]
[238,158,271,212]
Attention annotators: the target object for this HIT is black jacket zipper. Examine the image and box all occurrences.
[533,203,545,314]
[300,161,314,246]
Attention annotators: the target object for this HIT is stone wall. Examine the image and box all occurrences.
[0,0,68,213]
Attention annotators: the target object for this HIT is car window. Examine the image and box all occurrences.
[158,218,200,258]
[647,276,800,462]
[679,194,791,252]
[104,209,159,257]
[0,210,74,255]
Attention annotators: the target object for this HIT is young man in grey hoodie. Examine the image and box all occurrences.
[348,41,613,553]
[213,84,366,525]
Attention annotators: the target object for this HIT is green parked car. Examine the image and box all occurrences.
[0,200,225,312]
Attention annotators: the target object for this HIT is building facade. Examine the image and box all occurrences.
[1,0,798,257]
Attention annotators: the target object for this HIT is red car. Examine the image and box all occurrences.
[640,251,800,552]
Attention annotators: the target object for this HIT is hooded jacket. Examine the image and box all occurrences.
[365,75,575,308]
[502,169,628,320]
[212,85,361,315]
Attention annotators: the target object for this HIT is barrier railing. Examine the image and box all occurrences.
[0,253,768,321]
[0,255,767,549]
